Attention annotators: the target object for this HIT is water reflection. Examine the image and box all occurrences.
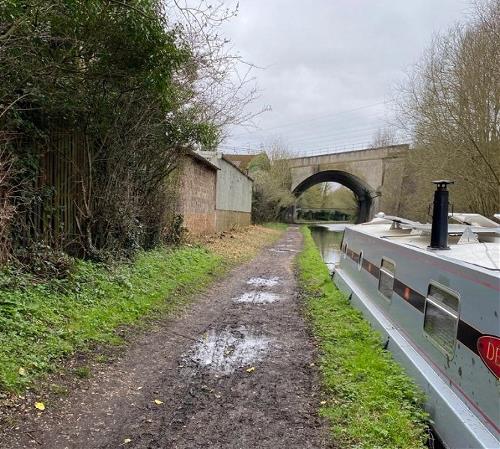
[309,224,346,272]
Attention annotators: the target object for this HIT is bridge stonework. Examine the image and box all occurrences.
[288,144,409,222]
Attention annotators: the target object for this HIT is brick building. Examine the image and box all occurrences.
[223,153,261,173]
[176,151,218,235]
[176,150,254,235]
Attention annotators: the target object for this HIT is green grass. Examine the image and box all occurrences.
[74,366,91,379]
[297,227,429,449]
[261,222,288,231]
[0,246,224,392]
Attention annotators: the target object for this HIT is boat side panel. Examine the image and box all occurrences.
[339,228,500,437]
[333,267,499,449]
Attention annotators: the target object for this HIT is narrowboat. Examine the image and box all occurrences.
[332,181,500,448]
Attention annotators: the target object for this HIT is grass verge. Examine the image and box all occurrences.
[297,226,428,449]
[261,222,288,232]
[0,225,283,393]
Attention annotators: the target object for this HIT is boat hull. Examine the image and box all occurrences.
[333,226,500,448]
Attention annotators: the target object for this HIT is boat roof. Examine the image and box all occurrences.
[349,215,500,272]
[449,213,499,227]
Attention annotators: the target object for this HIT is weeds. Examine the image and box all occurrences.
[74,367,91,379]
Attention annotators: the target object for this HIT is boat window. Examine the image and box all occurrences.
[357,251,363,271]
[423,284,460,356]
[342,243,348,259]
[378,258,395,300]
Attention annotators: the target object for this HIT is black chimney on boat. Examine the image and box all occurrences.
[429,180,454,250]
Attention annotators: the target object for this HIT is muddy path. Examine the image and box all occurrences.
[1,227,333,449]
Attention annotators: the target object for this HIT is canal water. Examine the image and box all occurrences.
[309,224,346,272]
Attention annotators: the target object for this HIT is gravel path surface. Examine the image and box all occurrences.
[2,227,333,449]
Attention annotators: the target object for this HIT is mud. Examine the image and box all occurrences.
[0,227,333,449]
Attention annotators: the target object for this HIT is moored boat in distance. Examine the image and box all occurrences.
[332,181,500,449]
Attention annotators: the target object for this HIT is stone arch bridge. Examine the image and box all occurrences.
[288,144,409,223]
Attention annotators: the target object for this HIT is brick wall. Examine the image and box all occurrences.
[176,154,217,235]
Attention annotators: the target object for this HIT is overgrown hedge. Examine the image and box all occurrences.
[0,0,219,261]
[297,227,429,449]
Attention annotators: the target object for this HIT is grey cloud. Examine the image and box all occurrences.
[220,0,468,154]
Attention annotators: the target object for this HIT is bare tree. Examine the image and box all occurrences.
[248,142,295,222]
[166,0,259,144]
[370,127,397,148]
[398,0,499,219]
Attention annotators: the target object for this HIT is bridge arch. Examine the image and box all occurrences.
[292,170,377,223]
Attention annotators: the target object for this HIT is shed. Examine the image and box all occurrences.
[176,150,219,235]
[197,151,254,232]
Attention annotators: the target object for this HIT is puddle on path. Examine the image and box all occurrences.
[273,247,298,253]
[247,276,281,288]
[234,291,282,304]
[186,328,271,375]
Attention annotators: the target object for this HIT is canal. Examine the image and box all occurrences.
[309,224,346,272]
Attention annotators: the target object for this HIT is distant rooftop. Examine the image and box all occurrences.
[222,153,261,172]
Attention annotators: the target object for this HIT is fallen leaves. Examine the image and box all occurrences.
[202,225,283,264]
[153,399,163,405]
[18,367,26,376]
[245,366,255,373]
[34,402,45,411]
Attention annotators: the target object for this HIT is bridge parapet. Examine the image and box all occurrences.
[287,144,409,169]
[289,144,409,221]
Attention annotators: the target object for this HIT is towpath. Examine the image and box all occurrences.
[2,228,332,449]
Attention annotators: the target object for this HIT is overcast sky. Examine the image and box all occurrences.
[219,0,471,155]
